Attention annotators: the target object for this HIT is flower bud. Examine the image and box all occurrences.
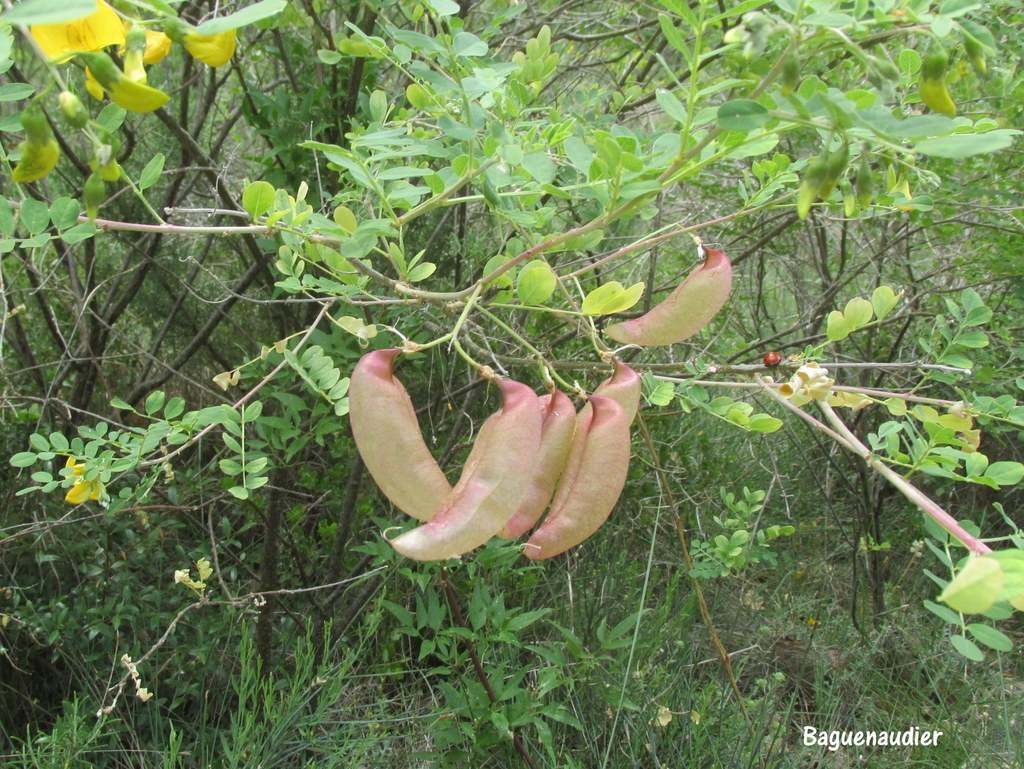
[83,171,106,221]
[58,91,89,128]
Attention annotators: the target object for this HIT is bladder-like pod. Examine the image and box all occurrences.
[348,349,451,522]
[543,361,640,524]
[499,390,576,539]
[524,395,632,560]
[604,247,732,347]
[390,379,542,561]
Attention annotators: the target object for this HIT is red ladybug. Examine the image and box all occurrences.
[763,351,783,367]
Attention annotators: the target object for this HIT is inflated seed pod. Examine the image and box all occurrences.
[817,142,849,201]
[604,248,732,347]
[781,51,801,94]
[390,379,542,561]
[854,155,874,208]
[499,390,576,539]
[349,349,451,522]
[524,395,632,560]
[543,361,640,524]
[919,45,956,116]
[796,154,829,220]
[963,34,988,74]
[591,359,642,421]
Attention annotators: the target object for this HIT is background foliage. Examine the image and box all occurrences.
[1,0,1022,767]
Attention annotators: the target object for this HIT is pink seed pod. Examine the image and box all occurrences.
[499,390,576,539]
[546,361,640,520]
[524,395,632,560]
[604,248,732,347]
[390,379,542,561]
[349,349,451,522]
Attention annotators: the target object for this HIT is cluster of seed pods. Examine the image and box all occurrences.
[349,353,639,561]
[348,246,732,561]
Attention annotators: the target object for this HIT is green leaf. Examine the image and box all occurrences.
[337,37,382,58]
[871,286,900,321]
[242,181,276,219]
[195,0,287,34]
[228,485,250,500]
[48,197,80,230]
[1,0,96,25]
[939,556,1003,614]
[983,462,1024,487]
[582,281,645,316]
[923,598,961,625]
[955,331,988,349]
[482,254,514,302]
[219,459,243,477]
[164,397,185,420]
[964,305,993,326]
[138,153,165,191]
[844,297,874,329]
[332,205,357,233]
[716,100,769,131]
[966,623,1013,652]
[407,262,436,283]
[655,89,688,124]
[317,49,342,65]
[505,608,552,632]
[0,83,35,102]
[516,260,557,305]
[20,198,50,235]
[915,130,1020,159]
[145,390,165,416]
[10,451,38,468]
[61,222,96,245]
[748,414,783,433]
[406,83,431,109]
[521,151,555,184]
[647,380,675,407]
[826,310,850,342]
[425,0,460,15]
[949,634,984,661]
[95,103,126,132]
[452,31,487,57]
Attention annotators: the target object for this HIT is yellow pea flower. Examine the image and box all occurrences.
[84,67,105,100]
[107,77,169,111]
[12,103,60,183]
[143,30,172,65]
[183,30,236,67]
[12,139,60,183]
[30,0,126,61]
[123,49,147,84]
[123,27,148,83]
[64,457,105,504]
[78,52,169,113]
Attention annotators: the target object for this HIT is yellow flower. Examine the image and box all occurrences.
[122,27,148,83]
[78,52,169,113]
[84,67,104,100]
[123,49,147,84]
[183,30,236,67]
[64,457,105,504]
[143,30,172,65]
[108,78,169,111]
[12,138,60,182]
[30,1,126,62]
[12,103,60,182]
